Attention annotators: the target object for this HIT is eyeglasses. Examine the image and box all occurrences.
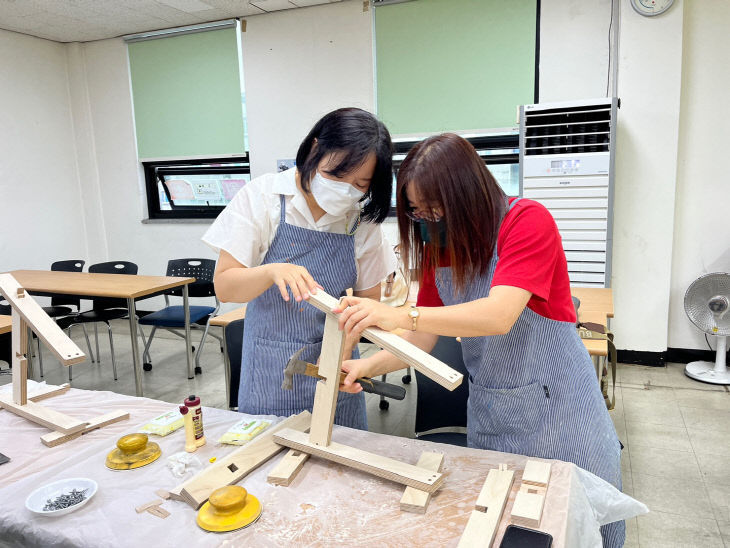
[405,206,443,223]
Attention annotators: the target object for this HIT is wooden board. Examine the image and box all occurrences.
[475,466,515,513]
[458,465,514,548]
[309,314,346,446]
[12,311,27,405]
[41,410,130,447]
[267,449,310,486]
[522,460,552,488]
[0,396,88,435]
[399,452,445,513]
[510,491,545,528]
[274,428,444,494]
[0,274,85,366]
[306,290,463,391]
[174,411,312,509]
[458,510,498,548]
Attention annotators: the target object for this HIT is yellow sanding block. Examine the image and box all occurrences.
[105,433,161,470]
[196,485,262,533]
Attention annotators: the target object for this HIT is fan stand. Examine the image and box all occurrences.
[685,335,730,385]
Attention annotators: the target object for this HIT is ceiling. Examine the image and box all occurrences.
[0,0,344,43]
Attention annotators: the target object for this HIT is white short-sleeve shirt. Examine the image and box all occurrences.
[202,168,397,291]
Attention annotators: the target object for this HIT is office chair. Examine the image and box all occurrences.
[57,261,139,381]
[224,318,245,410]
[138,258,220,376]
[414,336,470,446]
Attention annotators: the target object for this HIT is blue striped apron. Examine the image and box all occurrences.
[237,194,367,429]
[435,198,624,547]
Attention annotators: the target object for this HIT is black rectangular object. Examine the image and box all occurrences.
[499,524,553,548]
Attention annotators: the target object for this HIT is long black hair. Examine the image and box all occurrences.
[296,108,393,223]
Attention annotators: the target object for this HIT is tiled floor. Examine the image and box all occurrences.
[2,322,730,547]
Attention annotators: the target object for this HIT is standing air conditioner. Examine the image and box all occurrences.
[519,98,619,287]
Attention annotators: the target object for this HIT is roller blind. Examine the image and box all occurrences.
[128,25,246,160]
[375,0,538,135]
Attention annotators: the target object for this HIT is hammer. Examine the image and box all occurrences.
[282,347,406,400]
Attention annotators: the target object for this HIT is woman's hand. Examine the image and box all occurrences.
[334,296,408,336]
[265,263,321,302]
[339,358,370,394]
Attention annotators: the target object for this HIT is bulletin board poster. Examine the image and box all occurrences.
[166,179,195,200]
[221,179,248,201]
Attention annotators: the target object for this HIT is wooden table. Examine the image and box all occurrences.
[210,306,247,408]
[7,270,195,397]
[570,287,613,317]
[0,386,621,547]
[0,315,10,335]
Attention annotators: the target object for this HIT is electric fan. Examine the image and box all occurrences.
[683,272,730,384]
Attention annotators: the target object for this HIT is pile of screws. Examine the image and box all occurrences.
[42,489,88,511]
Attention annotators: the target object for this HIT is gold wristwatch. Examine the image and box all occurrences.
[408,304,420,331]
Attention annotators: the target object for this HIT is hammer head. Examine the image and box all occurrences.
[282,347,308,390]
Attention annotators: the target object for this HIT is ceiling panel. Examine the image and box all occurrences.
[0,0,342,42]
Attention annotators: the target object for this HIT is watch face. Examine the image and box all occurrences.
[630,0,674,16]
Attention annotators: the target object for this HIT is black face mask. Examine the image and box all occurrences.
[418,219,447,247]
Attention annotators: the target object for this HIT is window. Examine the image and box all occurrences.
[143,156,250,220]
[389,132,520,215]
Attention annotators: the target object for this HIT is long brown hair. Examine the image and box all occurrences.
[396,133,506,294]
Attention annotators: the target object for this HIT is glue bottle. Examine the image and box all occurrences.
[179,405,197,453]
[184,394,206,448]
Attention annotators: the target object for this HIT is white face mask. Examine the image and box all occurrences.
[310,171,365,217]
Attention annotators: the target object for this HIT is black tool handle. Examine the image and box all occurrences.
[358,377,406,400]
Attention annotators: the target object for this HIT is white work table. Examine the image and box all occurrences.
[0,386,632,547]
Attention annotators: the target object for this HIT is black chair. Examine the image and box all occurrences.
[414,336,470,446]
[57,261,139,381]
[0,302,10,372]
[138,259,220,376]
[224,318,245,410]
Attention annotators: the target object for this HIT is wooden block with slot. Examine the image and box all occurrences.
[267,449,310,486]
[306,290,463,391]
[458,465,514,548]
[522,460,551,488]
[136,499,164,513]
[274,428,444,493]
[308,314,346,447]
[399,452,445,513]
[510,491,545,528]
[174,411,312,509]
[12,310,28,405]
[41,410,130,447]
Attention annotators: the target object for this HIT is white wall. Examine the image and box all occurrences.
[242,0,375,178]
[668,1,730,349]
[0,30,87,272]
[538,0,612,103]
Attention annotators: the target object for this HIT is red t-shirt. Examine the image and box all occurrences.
[416,198,576,323]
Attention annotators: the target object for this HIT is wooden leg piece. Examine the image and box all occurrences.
[267,449,310,486]
[28,383,71,402]
[136,499,164,513]
[400,452,445,513]
[458,464,514,548]
[0,396,88,434]
[41,410,130,447]
[173,411,312,509]
[309,315,346,447]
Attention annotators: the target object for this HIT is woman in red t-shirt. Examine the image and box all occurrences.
[336,133,624,548]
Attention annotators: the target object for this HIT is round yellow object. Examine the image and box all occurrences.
[105,433,161,470]
[196,486,262,533]
[209,457,217,463]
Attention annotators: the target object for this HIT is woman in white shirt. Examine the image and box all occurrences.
[203,108,396,428]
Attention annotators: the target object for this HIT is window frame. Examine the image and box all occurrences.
[389,133,520,216]
[142,155,250,220]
